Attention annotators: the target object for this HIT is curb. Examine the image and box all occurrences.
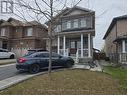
[0,71,48,91]
[0,63,15,68]
[0,68,69,91]
[0,59,16,66]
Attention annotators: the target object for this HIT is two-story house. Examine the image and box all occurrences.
[46,6,95,62]
[0,18,48,57]
[103,15,127,63]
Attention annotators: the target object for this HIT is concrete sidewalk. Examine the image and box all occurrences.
[73,61,102,72]
[0,59,16,65]
[0,62,102,91]
[0,71,47,91]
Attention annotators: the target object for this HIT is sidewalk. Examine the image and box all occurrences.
[0,59,16,65]
[0,71,48,91]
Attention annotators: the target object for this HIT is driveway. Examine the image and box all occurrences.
[0,64,18,81]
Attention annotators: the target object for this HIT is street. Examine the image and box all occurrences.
[0,64,19,81]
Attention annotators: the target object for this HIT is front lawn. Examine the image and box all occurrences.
[0,69,127,95]
[104,66,127,89]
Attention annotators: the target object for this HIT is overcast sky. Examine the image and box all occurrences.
[0,0,127,50]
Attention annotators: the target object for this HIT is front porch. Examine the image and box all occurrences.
[110,38,127,63]
[55,33,93,63]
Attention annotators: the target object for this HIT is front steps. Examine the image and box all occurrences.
[73,57,93,64]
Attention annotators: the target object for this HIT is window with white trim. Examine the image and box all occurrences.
[80,18,86,28]
[54,25,61,32]
[71,41,75,48]
[73,19,78,28]
[1,0,13,13]
[67,21,71,29]
[27,28,33,36]
[1,28,6,36]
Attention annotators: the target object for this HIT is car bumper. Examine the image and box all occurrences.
[16,64,29,71]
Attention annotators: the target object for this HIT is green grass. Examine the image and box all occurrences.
[0,69,127,95]
[104,66,127,89]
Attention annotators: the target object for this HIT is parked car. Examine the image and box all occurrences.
[0,48,15,59]
[25,49,48,56]
[16,52,74,73]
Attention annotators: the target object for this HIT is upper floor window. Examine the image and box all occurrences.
[1,0,13,13]
[73,19,78,28]
[67,21,71,29]
[61,16,92,31]
[1,28,6,36]
[54,25,61,32]
[27,28,33,36]
[16,28,21,32]
[80,18,87,28]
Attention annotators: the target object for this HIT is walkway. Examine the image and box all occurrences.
[73,60,103,72]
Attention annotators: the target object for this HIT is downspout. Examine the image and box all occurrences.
[116,20,118,63]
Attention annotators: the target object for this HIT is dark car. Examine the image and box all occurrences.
[16,52,74,73]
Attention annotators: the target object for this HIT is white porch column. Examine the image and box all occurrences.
[57,36,60,54]
[63,35,66,56]
[88,34,91,57]
[122,40,126,53]
[81,34,83,58]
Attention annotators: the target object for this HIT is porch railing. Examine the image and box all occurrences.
[76,49,88,58]
[119,53,127,63]
[109,53,127,63]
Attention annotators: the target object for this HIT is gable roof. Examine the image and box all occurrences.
[45,6,94,25]
[62,6,94,16]
[0,19,5,25]
[7,17,24,26]
[0,21,12,26]
[0,18,47,29]
[103,15,127,39]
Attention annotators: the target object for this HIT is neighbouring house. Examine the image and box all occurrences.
[46,6,95,63]
[0,18,48,57]
[103,15,127,63]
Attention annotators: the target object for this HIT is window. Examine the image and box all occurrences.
[80,18,86,28]
[54,25,61,32]
[71,41,75,48]
[1,28,6,36]
[77,41,81,49]
[27,28,33,36]
[1,0,13,13]
[62,21,67,30]
[73,19,78,28]
[67,21,71,29]
[16,28,20,32]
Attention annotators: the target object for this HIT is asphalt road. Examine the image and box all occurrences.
[0,64,19,81]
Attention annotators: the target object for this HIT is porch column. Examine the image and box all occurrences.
[122,40,126,53]
[57,36,60,54]
[63,35,66,56]
[88,34,91,57]
[81,34,83,58]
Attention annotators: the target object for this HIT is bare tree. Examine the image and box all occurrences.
[1,0,83,73]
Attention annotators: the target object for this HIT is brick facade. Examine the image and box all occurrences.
[0,18,48,57]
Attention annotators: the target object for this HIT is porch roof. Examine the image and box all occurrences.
[113,35,127,42]
[54,29,95,37]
